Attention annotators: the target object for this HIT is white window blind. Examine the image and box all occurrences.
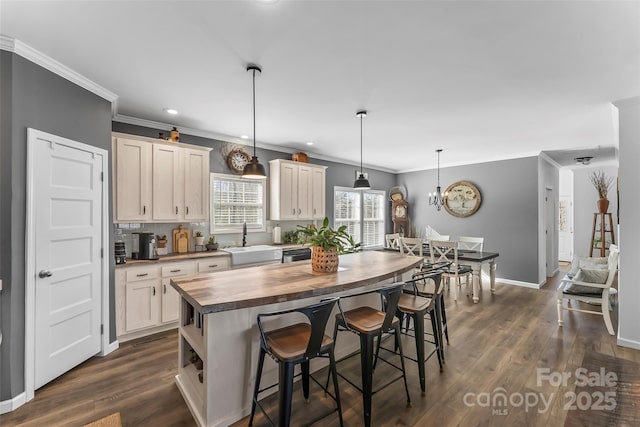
[334,187,386,249]
[210,173,266,233]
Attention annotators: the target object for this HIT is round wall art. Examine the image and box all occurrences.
[444,180,482,218]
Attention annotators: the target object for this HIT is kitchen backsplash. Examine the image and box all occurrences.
[115,220,314,257]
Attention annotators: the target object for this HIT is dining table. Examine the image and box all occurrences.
[382,246,500,303]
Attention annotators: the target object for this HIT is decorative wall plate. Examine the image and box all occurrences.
[444,180,482,217]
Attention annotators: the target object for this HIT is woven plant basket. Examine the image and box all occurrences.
[311,246,339,273]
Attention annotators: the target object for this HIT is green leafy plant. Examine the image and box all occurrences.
[589,170,614,199]
[207,236,216,245]
[282,230,299,244]
[195,231,203,237]
[156,234,167,241]
[297,217,353,252]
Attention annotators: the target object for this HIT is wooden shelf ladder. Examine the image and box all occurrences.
[590,212,616,257]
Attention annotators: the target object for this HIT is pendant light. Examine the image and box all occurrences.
[353,110,371,189]
[428,149,447,210]
[242,64,267,179]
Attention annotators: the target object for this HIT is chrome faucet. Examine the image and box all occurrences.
[242,222,247,247]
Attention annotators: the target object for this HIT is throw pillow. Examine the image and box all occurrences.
[569,256,608,277]
[563,268,609,295]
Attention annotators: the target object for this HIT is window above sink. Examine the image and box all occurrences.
[210,173,266,234]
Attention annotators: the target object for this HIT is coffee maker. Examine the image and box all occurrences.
[131,232,159,260]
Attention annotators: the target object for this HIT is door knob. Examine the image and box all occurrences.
[39,270,53,278]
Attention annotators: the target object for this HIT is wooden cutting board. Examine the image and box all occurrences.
[172,225,190,253]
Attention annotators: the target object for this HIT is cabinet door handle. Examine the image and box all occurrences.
[208,264,218,268]
[186,206,189,215]
[152,286,156,296]
[175,206,178,215]
[163,284,166,294]
[143,205,146,214]
[136,273,148,277]
[170,269,181,273]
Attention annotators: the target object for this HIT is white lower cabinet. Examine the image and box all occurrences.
[116,256,229,341]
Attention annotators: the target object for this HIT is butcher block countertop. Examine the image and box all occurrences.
[170,251,422,314]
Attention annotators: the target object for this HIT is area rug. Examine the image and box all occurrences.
[82,412,122,427]
[564,352,640,426]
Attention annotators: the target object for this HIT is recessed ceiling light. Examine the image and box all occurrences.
[306,141,314,146]
[163,108,178,115]
[240,135,249,139]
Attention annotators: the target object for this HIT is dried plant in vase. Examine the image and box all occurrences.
[589,170,614,213]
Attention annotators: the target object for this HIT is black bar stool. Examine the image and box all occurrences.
[418,264,451,352]
[328,283,411,427]
[390,270,445,396]
[249,297,344,427]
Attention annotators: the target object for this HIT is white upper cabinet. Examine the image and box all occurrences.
[113,133,211,223]
[153,144,184,221]
[183,148,210,221]
[114,138,152,221]
[269,159,327,221]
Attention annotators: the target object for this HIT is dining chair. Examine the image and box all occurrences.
[428,240,472,301]
[399,237,424,257]
[557,245,619,335]
[457,236,484,252]
[385,233,401,249]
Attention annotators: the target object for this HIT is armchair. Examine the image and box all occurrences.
[557,245,619,335]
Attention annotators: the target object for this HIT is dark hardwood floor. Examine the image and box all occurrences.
[2,267,638,427]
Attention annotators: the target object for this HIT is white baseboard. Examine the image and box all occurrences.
[617,336,640,350]
[98,340,119,357]
[497,278,542,289]
[0,391,26,414]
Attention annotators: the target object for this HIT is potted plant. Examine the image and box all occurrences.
[589,170,614,213]
[195,231,205,246]
[297,217,353,273]
[206,236,218,251]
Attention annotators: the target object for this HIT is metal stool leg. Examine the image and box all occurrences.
[249,347,266,426]
[301,361,310,402]
[278,362,295,427]
[430,310,444,372]
[412,310,427,395]
[394,323,412,407]
[360,333,375,427]
[329,349,344,427]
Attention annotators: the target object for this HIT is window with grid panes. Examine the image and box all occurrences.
[334,187,386,249]
[210,173,266,233]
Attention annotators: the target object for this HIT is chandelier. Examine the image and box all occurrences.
[429,149,447,211]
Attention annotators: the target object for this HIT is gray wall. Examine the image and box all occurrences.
[397,156,540,283]
[573,165,618,258]
[0,52,113,400]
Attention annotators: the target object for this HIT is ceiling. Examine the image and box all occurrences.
[2,1,638,172]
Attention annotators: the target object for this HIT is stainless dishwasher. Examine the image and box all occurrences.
[282,247,312,263]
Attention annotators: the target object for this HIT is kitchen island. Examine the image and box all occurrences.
[170,251,422,427]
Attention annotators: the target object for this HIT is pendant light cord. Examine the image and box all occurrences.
[360,114,363,173]
[252,68,257,158]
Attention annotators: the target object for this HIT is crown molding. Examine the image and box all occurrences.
[539,152,563,169]
[0,35,118,113]
[113,114,397,174]
[613,96,640,108]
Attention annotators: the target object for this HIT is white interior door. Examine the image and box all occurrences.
[546,188,556,276]
[32,135,103,389]
[559,195,574,261]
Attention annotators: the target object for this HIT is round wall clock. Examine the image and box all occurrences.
[226,148,251,174]
[443,180,482,218]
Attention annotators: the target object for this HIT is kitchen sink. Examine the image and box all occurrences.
[222,245,283,267]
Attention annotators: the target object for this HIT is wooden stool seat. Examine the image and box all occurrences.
[336,306,397,334]
[265,323,333,362]
[398,294,431,313]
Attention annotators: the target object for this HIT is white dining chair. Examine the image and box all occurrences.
[429,240,472,301]
[399,237,423,257]
[457,236,484,252]
[385,233,401,250]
